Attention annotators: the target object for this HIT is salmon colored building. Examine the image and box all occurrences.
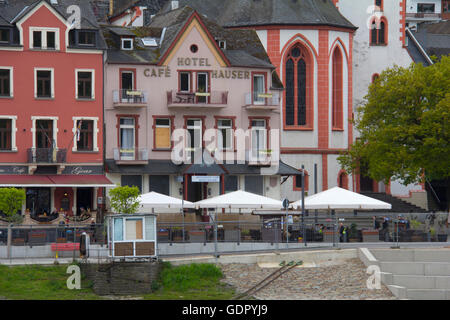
[0,0,114,222]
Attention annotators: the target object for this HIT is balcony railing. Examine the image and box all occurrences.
[167,90,228,107]
[244,92,280,108]
[113,89,148,106]
[113,148,149,163]
[27,148,67,164]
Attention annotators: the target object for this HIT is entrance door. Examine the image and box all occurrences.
[77,188,92,215]
[36,120,53,149]
[26,188,51,215]
[121,71,134,102]
[196,72,209,103]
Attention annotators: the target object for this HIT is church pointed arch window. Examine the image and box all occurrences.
[332,46,343,130]
[284,43,313,129]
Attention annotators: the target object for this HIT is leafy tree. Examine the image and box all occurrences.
[109,185,140,214]
[0,188,26,222]
[339,55,450,186]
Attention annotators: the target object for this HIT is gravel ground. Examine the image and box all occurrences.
[220,258,397,300]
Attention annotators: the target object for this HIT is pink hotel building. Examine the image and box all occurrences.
[103,8,300,215]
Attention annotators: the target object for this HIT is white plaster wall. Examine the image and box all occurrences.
[390,180,423,196]
[256,30,268,51]
[327,154,353,192]
[406,0,441,13]
[280,154,322,202]
[280,30,319,54]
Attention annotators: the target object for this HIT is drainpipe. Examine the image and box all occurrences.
[109,0,114,17]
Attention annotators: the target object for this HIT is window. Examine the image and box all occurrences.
[76,120,93,151]
[417,3,435,13]
[77,71,93,99]
[35,120,53,149]
[186,119,203,162]
[33,31,42,48]
[224,175,238,193]
[121,38,133,50]
[149,175,170,195]
[251,119,267,161]
[121,175,142,193]
[375,0,383,10]
[119,117,136,160]
[332,47,343,130]
[0,29,9,43]
[31,29,59,50]
[293,169,309,191]
[0,69,11,97]
[125,218,143,240]
[179,72,191,92]
[245,176,264,195]
[370,18,387,45]
[285,43,312,127]
[444,1,450,13]
[217,119,233,150]
[253,74,266,105]
[154,118,171,149]
[0,119,12,150]
[35,69,53,98]
[78,31,96,46]
[196,72,209,103]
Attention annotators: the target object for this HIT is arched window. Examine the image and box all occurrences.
[332,46,343,130]
[375,0,383,10]
[284,43,312,128]
[370,17,388,45]
[371,73,380,82]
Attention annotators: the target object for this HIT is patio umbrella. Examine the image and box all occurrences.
[137,191,195,210]
[290,187,392,210]
[194,190,283,209]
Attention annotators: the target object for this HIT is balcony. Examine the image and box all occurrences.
[243,92,280,111]
[247,149,273,166]
[27,148,67,164]
[167,90,228,108]
[113,89,148,107]
[406,12,441,20]
[113,148,148,165]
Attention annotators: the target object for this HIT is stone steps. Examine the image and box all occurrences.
[379,262,450,276]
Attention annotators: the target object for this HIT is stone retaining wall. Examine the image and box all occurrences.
[80,261,162,295]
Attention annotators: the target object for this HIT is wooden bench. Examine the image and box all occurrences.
[51,243,79,251]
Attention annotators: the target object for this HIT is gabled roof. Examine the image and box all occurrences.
[160,0,356,30]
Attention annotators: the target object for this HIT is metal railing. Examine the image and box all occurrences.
[113,148,148,161]
[167,90,228,105]
[113,89,148,105]
[27,148,67,164]
[244,92,280,106]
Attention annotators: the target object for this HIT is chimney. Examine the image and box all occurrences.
[109,0,114,16]
[171,1,179,10]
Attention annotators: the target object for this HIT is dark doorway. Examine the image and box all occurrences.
[360,175,374,192]
[26,188,51,215]
[77,188,92,215]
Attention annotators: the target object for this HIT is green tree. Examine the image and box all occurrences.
[109,185,140,214]
[0,188,26,222]
[338,55,450,186]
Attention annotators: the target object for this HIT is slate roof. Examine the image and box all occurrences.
[0,0,101,29]
[102,5,282,75]
[406,21,450,65]
[159,0,356,30]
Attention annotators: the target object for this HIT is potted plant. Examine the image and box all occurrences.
[429,227,436,242]
[348,223,359,242]
[410,219,424,241]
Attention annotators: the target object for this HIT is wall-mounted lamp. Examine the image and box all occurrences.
[23,129,26,132]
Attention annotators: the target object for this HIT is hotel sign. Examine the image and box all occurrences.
[192,176,220,183]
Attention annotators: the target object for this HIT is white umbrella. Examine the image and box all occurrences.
[291,187,392,210]
[137,191,195,209]
[194,190,283,209]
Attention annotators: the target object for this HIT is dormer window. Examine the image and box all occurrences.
[78,31,96,46]
[30,28,59,50]
[122,38,133,50]
[0,28,9,43]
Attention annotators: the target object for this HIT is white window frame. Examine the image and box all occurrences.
[29,27,60,50]
[253,74,266,105]
[72,117,99,152]
[121,38,134,50]
[0,115,18,151]
[217,119,233,151]
[34,68,55,99]
[119,117,136,160]
[31,116,58,149]
[75,69,95,99]
[0,66,13,98]
[251,119,267,160]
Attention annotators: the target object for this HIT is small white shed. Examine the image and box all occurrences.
[106,213,157,259]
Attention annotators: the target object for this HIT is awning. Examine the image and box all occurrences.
[0,175,116,188]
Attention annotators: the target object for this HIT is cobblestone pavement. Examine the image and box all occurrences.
[220,258,396,300]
